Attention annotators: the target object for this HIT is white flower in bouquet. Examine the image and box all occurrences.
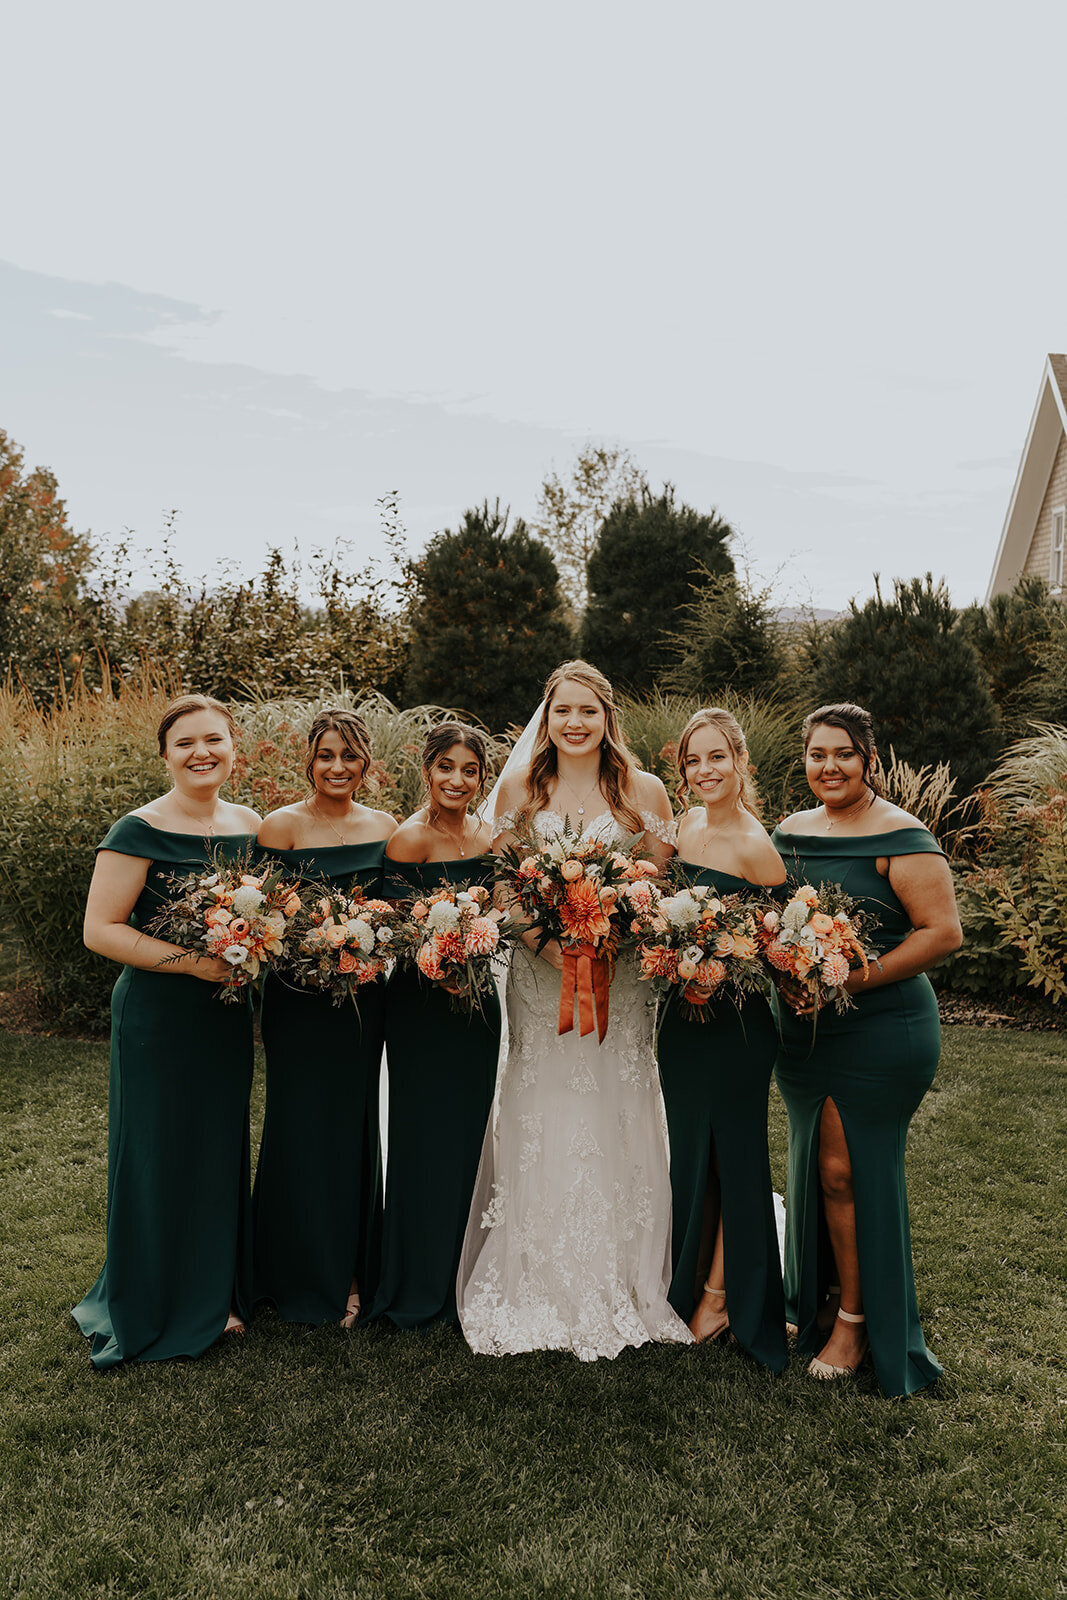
[660,891,701,931]
[346,917,376,955]
[681,944,705,966]
[427,900,461,932]
[223,946,249,965]
[376,926,393,945]
[456,891,476,909]
[231,885,266,918]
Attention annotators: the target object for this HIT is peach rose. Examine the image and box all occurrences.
[411,901,429,921]
[325,924,348,948]
[283,893,302,917]
[810,912,834,936]
[338,949,358,974]
[561,859,584,881]
[797,885,819,907]
[714,931,735,957]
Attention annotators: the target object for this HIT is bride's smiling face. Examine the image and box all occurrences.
[547,679,607,758]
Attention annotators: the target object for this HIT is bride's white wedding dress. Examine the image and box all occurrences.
[457,810,694,1361]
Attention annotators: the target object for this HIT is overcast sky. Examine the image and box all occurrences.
[2,0,1065,611]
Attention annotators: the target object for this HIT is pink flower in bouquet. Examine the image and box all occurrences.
[560,859,584,881]
[695,958,727,989]
[417,941,444,980]
[411,901,429,922]
[714,931,736,957]
[640,945,669,977]
[765,939,794,973]
[623,880,656,915]
[518,857,539,877]
[810,912,834,936]
[239,874,263,888]
[283,893,302,917]
[338,949,358,975]
[325,923,348,949]
[437,930,466,963]
[676,957,697,980]
[821,951,850,987]
[797,885,819,907]
[228,918,250,938]
[630,860,660,880]
[465,917,500,956]
[763,910,780,932]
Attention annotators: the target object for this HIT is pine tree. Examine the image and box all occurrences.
[405,501,573,730]
[811,574,1000,793]
[581,486,734,694]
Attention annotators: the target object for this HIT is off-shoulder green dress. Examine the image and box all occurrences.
[72,817,257,1370]
[772,826,945,1396]
[656,864,787,1371]
[252,841,387,1324]
[369,856,501,1328]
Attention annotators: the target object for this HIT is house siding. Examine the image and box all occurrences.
[1024,428,1067,584]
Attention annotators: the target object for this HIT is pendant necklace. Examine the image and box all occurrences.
[307,796,351,846]
[823,791,876,831]
[174,798,217,838]
[559,776,600,819]
[429,808,467,857]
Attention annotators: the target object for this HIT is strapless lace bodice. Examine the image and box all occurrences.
[492,807,676,847]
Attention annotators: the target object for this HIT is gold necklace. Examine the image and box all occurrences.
[306,796,352,846]
[823,791,876,831]
[428,808,469,857]
[173,797,218,837]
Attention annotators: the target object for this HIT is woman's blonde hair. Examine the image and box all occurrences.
[675,707,761,816]
[304,708,373,791]
[156,694,238,757]
[519,659,644,835]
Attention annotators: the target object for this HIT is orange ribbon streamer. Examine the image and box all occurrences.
[558,941,610,1043]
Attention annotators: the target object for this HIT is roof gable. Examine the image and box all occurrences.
[986,355,1067,603]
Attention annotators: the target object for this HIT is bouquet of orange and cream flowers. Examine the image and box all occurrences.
[393,882,512,1015]
[149,852,304,1001]
[281,886,401,1006]
[495,824,659,1041]
[626,878,767,1021]
[756,882,872,1015]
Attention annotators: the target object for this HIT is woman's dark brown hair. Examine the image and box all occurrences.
[304,708,373,790]
[422,723,490,795]
[802,702,883,796]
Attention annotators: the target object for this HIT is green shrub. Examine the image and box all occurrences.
[930,874,1022,1001]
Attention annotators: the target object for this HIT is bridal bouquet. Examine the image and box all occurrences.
[149,852,304,1001]
[393,882,511,1016]
[756,882,872,1015]
[282,886,401,1006]
[495,824,659,1041]
[627,880,767,1022]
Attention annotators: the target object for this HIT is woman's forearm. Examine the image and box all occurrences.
[84,920,207,976]
[846,925,961,995]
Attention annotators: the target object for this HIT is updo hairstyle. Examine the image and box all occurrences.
[156,694,238,757]
[802,702,883,796]
[421,723,490,796]
[304,708,373,790]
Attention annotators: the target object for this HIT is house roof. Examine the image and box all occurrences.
[987,354,1067,602]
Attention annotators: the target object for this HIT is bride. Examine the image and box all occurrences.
[457,661,694,1360]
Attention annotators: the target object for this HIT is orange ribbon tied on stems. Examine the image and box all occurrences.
[558,941,611,1043]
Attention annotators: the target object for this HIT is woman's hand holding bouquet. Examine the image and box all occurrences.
[756,882,872,1017]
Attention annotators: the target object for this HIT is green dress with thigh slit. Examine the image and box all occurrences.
[252,842,387,1324]
[656,864,787,1371]
[369,856,501,1328]
[72,817,257,1370]
[772,826,944,1396]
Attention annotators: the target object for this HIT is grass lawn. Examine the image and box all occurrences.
[0,1025,1064,1600]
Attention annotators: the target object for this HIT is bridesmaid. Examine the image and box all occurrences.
[369,724,501,1329]
[253,708,395,1326]
[657,708,788,1371]
[773,702,961,1393]
[74,694,261,1368]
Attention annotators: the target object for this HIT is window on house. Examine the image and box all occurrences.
[1052,507,1066,592]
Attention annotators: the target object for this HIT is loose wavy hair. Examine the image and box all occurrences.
[304,708,373,791]
[675,707,761,817]
[519,660,644,835]
[802,702,884,796]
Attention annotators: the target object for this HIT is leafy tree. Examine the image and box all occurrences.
[581,486,734,694]
[532,444,646,616]
[404,500,573,730]
[664,567,785,700]
[958,575,1063,739]
[0,429,96,699]
[810,574,1000,794]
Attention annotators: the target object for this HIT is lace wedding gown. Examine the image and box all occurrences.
[457,810,694,1361]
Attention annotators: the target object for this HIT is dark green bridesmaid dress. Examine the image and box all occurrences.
[369,856,501,1328]
[656,864,787,1371]
[772,826,945,1396]
[252,841,387,1325]
[72,817,256,1370]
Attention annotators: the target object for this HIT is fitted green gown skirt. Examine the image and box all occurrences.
[658,990,787,1371]
[73,969,254,1369]
[775,975,943,1396]
[370,963,500,1328]
[252,841,387,1324]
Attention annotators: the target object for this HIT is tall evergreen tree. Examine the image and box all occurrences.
[581,486,734,693]
[405,501,573,730]
[664,567,784,699]
[958,574,1063,738]
[810,574,1000,793]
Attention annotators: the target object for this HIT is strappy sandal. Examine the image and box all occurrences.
[690,1282,731,1343]
[808,1308,868,1379]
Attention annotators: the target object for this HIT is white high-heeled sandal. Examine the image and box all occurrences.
[808,1308,868,1379]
